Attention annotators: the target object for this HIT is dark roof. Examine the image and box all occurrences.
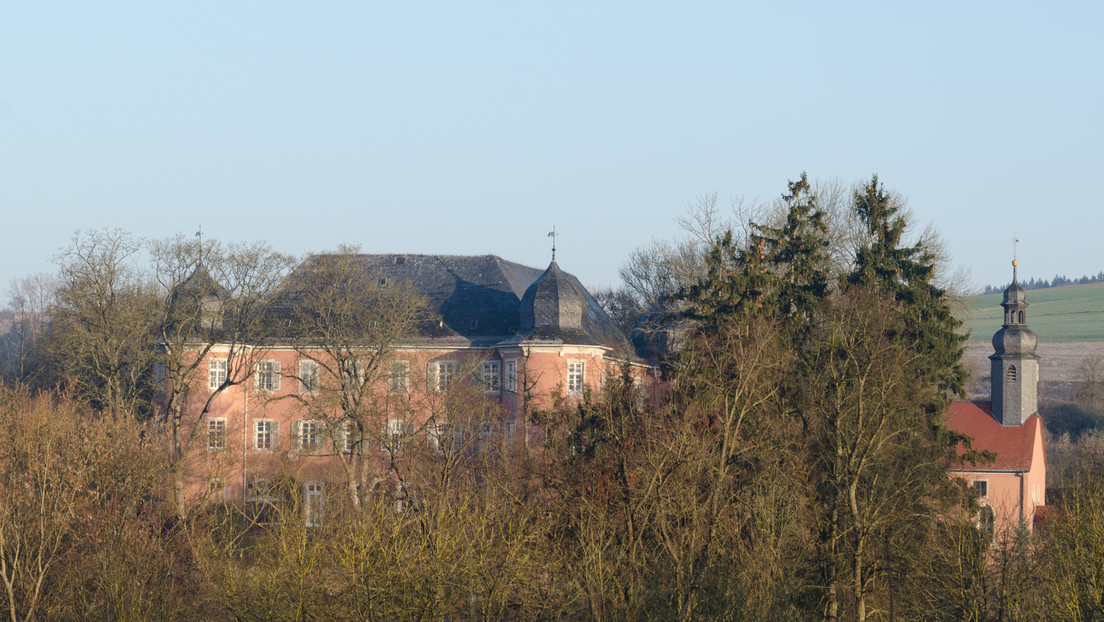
[287,254,627,349]
[948,400,1042,471]
[519,261,600,346]
[173,264,227,301]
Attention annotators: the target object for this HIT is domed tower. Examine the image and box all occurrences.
[519,261,598,345]
[989,260,1039,426]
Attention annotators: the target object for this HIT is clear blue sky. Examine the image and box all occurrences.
[2,2,1101,297]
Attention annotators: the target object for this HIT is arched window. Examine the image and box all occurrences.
[978,504,995,541]
[1007,365,1017,382]
[1018,310,1025,324]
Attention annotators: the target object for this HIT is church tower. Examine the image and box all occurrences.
[989,260,1040,426]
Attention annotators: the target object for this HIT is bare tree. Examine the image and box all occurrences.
[2,274,55,385]
[150,235,295,515]
[278,247,430,510]
[41,228,160,415]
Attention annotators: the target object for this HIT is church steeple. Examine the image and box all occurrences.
[989,259,1039,426]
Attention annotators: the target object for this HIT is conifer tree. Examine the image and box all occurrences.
[680,172,830,337]
[756,172,831,328]
[847,175,967,399]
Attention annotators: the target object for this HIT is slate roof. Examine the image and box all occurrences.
[519,261,601,346]
[947,400,1042,471]
[284,254,627,350]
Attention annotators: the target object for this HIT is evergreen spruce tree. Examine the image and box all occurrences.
[756,172,831,328]
[680,172,830,338]
[848,174,967,399]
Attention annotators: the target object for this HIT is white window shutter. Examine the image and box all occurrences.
[273,361,282,391]
[271,421,280,451]
[290,420,301,451]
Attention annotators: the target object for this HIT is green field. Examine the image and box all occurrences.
[959,283,1104,344]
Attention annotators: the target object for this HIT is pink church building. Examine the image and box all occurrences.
[178,254,651,516]
[948,261,1047,537]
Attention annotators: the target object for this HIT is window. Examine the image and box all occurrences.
[255,360,281,392]
[978,504,995,536]
[341,359,364,388]
[451,426,464,453]
[304,482,324,528]
[206,478,226,503]
[505,359,517,393]
[209,359,227,391]
[254,420,279,451]
[247,478,272,501]
[427,422,446,453]
[389,360,410,394]
[207,418,227,452]
[429,361,458,392]
[294,419,323,453]
[427,422,462,454]
[505,421,516,448]
[475,421,495,454]
[1007,365,1017,383]
[973,480,989,500]
[338,420,357,454]
[299,360,319,394]
[381,419,411,453]
[481,361,501,394]
[567,360,586,395]
[394,483,414,513]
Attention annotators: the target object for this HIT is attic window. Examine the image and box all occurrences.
[1007,365,1017,382]
[395,257,405,265]
[378,277,387,287]
[469,320,478,330]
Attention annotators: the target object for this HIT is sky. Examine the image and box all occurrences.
[2,2,1101,299]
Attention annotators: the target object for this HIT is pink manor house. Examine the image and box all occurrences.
[178,254,652,517]
[947,260,1047,537]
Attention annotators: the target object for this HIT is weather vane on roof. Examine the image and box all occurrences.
[548,226,557,262]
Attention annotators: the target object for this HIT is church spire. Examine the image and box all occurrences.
[990,258,1039,426]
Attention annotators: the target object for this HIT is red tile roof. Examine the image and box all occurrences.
[947,400,1040,471]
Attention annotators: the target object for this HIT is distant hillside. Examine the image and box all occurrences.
[959,282,1104,344]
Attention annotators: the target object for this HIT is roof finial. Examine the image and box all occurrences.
[196,226,204,262]
[547,226,557,262]
[1012,233,1019,283]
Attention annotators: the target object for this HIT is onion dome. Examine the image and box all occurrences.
[992,258,1037,356]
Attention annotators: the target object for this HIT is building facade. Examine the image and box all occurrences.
[177,254,649,514]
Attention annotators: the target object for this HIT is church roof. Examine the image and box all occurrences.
[947,400,1042,471]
